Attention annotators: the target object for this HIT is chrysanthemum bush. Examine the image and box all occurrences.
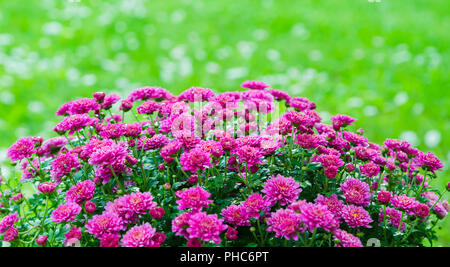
[1,81,448,247]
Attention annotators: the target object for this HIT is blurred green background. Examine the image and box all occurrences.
[0,0,448,245]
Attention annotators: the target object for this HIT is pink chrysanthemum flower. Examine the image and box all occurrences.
[50,153,82,183]
[51,202,81,223]
[314,194,345,220]
[137,101,162,114]
[186,212,228,244]
[123,192,157,215]
[377,191,392,204]
[379,207,405,231]
[313,154,344,168]
[295,133,327,149]
[100,233,120,247]
[333,229,363,247]
[340,178,372,206]
[69,98,99,115]
[178,87,216,102]
[65,180,96,204]
[342,131,368,146]
[99,123,126,139]
[288,97,315,111]
[267,208,301,240]
[241,80,270,90]
[7,137,38,162]
[86,212,124,238]
[3,227,18,242]
[414,203,430,217]
[417,152,444,172]
[391,194,418,215]
[136,134,169,151]
[262,174,302,206]
[88,142,128,166]
[330,114,356,130]
[221,205,250,226]
[360,162,380,177]
[175,187,213,211]
[299,203,339,232]
[121,223,157,247]
[160,140,182,162]
[234,145,263,168]
[179,148,212,173]
[242,193,270,218]
[38,182,57,195]
[100,93,121,110]
[172,212,192,238]
[267,117,293,135]
[41,137,68,156]
[196,140,224,158]
[341,205,373,228]
[0,212,19,233]
[54,114,95,135]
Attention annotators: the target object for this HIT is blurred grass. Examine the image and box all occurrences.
[0,0,448,245]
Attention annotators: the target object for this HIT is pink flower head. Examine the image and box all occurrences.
[65,227,82,241]
[41,137,68,156]
[342,205,373,228]
[160,140,182,162]
[414,203,430,218]
[418,152,444,172]
[178,87,216,102]
[241,80,270,90]
[121,223,157,247]
[343,131,367,146]
[99,123,126,139]
[65,180,96,204]
[3,227,18,242]
[51,153,82,182]
[314,194,345,220]
[313,154,344,168]
[196,140,224,158]
[36,235,48,246]
[226,227,239,240]
[379,207,405,231]
[123,192,157,215]
[175,187,213,211]
[7,137,37,162]
[262,174,302,206]
[86,212,124,238]
[391,194,418,214]
[340,178,372,206]
[149,207,165,219]
[69,98,99,115]
[54,114,95,135]
[242,193,270,218]
[38,182,56,195]
[377,191,392,204]
[179,148,212,173]
[186,212,228,244]
[288,97,315,112]
[330,114,356,130]
[51,202,82,223]
[100,233,120,247]
[267,208,301,240]
[333,229,363,247]
[136,101,161,114]
[172,212,192,238]
[299,203,339,232]
[84,201,97,213]
[0,212,19,233]
[360,162,380,177]
[234,145,263,168]
[295,134,327,149]
[221,205,250,226]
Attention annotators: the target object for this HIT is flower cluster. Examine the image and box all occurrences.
[1,81,448,247]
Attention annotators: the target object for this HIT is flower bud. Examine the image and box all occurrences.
[38,182,56,195]
[36,235,48,246]
[149,207,165,219]
[120,100,133,112]
[84,201,96,213]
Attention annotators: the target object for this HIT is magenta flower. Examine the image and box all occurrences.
[100,233,120,247]
[38,181,56,195]
[50,153,82,182]
[342,205,373,228]
[7,137,37,162]
[66,180,96,204]
[242,193,270,218]
[340,178,372,206]
[186,212,228,244]
[179,148,212,173]
[267,208,301,240]
[175,187,213,211]
[262,174,302,206]
[299,203,339,232]
[391,194,418,215]
[51,202,82,223]
[121,223,157,247]
[241,80,270,90]
[221,205,250,226]
[333,229,363,247]
[360,162,380,177]
[86,212,124,238]
[314,194,345,220]
[330,114,356,130]
[379,207,405,231]
[0,212,19,233]
[418,152,444,172]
